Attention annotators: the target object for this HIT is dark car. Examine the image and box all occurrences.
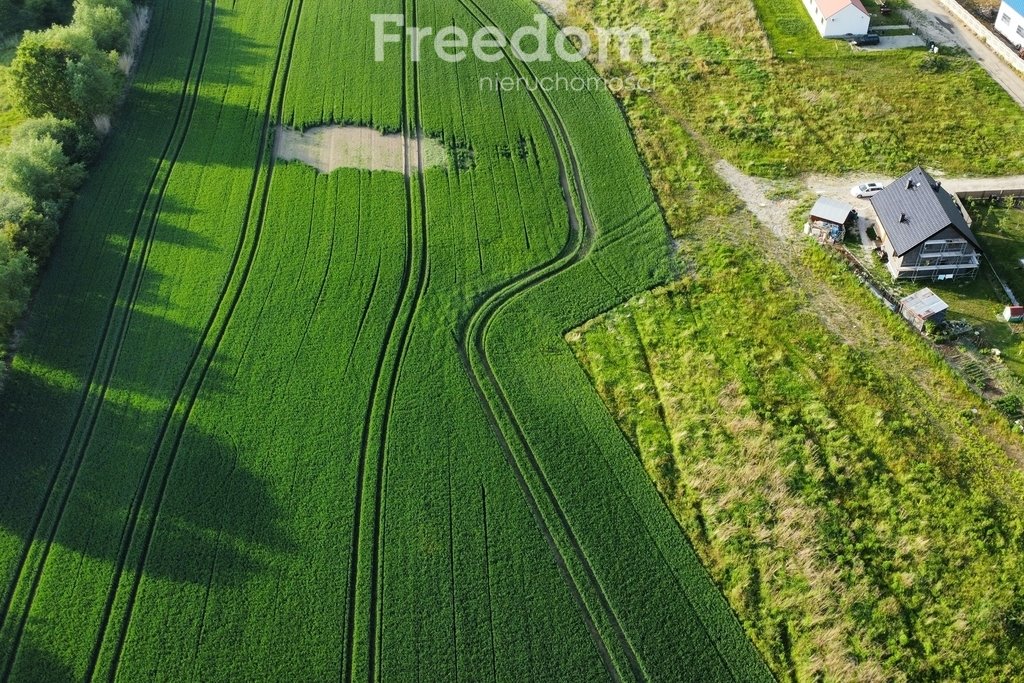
[849,33,881,46]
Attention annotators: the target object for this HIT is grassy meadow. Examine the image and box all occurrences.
[570,0,1024,180]
[565,0,1024,680]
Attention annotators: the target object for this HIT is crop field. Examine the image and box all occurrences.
[0,0,771,680]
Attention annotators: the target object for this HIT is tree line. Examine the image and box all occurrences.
[1,0,137,368]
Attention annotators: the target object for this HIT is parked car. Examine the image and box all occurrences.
[849,34,881,46]
[851,182,884,198]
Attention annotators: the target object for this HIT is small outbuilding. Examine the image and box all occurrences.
[1004,305,1024,322]
[899,287,949,331]
[807,196,855,243]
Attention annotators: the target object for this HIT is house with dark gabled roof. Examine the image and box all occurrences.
[870,167,981,281]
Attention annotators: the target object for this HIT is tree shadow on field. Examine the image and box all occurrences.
[4,641,76,683]
[18,266,236,404]
[135,0,267,92]
[0,364,294,589]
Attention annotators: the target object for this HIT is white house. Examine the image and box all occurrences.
[802,0,871,37]
[996,0,1024,48]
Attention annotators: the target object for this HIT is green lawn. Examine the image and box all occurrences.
[925,203,1024,380]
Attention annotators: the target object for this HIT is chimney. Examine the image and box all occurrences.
[907,178,914,190]
[933,181,941,192]
[900,212,908,223]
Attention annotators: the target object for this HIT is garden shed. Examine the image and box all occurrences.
[807,196,855,243]
[899,287,949,331]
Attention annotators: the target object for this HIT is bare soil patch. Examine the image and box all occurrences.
[274,125,446,174]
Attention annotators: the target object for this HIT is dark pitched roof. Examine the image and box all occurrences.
[870,167,981,256]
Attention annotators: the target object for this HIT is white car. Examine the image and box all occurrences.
[851,182,884,198]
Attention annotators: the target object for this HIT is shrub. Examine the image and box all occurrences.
[12,115,98,163]
[0,132,84,208]
[0,189,58,260]
[0,231,33,339]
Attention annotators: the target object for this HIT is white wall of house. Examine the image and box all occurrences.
[802,0,870,37]
[996,1,1024,48]
[825,5,871,36]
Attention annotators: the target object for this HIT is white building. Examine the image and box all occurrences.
[996,0,1024,48]
[802,0,871,37]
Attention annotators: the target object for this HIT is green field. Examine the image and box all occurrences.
[0,0,772,680]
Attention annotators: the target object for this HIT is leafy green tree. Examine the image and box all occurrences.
[0,232,33,339]
[0,189,59,260]
[12,115,98,163]
[73,0,131,53]
[8,25,120,122]
[0,0,74,36]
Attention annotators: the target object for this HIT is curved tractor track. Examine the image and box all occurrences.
[0,1,217,677]
[452,0,645,680]
[340,0,430,678]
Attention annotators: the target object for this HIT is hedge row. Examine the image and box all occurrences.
[0,0,136,366]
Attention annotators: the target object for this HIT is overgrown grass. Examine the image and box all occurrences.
[565,0,1024,680]
[574,242,1024,682]
[926,203,1024,382]
[572,0,1024,180]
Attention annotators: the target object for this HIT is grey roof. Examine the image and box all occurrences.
[810,196,854,225]
[870,167,981,256]
[900,287,949,318]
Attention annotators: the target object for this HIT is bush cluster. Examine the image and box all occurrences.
[0,1,73,36]
[0,0,134,355]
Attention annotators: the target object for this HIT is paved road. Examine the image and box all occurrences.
[905,0,1024,107]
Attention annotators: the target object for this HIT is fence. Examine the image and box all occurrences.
[955,188,1024,200]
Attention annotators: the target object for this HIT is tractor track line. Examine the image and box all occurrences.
[88,2,305,679]
[365,0,432,678]
[342,256,382,379]
[340,0,431,676]
[0,2,215,675]
[0,0,210,636]
[292,198,338,364]
[453,0,645,679]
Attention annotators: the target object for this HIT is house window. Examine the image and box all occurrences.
[1018,25,1024,38]
[1001,12,1011,24]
